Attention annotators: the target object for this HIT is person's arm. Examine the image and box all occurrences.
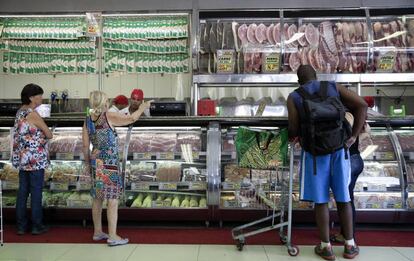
[107,100,152,127]
[287,94,300,141]
[82,122,90,164]
[26,111,53,139]
[337,83,368,146]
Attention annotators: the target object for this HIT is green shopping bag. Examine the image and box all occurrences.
[235,127,288,169]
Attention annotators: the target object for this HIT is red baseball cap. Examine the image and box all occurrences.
[131,89,144,100]
[363,96,375,108]
[113,95,129,106]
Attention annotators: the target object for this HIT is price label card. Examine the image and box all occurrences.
[131,182,150,191]
[0,151,10,160]
[375,152,394,160]
[152,201,164,208]
[366,203,381,209]
[217,50,235,74]
[192,152,200,160]
[76,182,91,191]
[133,153,151,160]
[367,184,387,192]
[159,182,177,191]
[262,52,280,73]
[157,152,174,160]
[50,182,69,191]
[2,181,19,190]
[231,151,237,160]
[377,50,396,73]
[222,182,241,190]
[189,182,207,190]
[56,153,74,160]
[409,152,414,160]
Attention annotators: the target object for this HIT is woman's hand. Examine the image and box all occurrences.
[139,100,153,111]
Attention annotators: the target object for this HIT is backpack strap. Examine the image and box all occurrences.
[318,81,329,101]
[295,87,312,100]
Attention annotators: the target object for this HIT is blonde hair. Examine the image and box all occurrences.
[89,91,108,116]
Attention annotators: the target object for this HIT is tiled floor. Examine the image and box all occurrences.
[0,243,413,261]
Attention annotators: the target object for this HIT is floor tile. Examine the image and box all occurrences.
[127,244,199,261]
[265,245,327,261]
[0,243,73,261]
[393,247,414,261]
[339,246,410,261]
[56,243,137,261]
[198,245,268,261]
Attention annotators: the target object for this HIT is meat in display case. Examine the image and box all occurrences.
[124,127,208,209]
[281,18,368,74]
[370,16,414,73]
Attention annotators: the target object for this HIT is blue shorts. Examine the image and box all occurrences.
[299,148,351,204]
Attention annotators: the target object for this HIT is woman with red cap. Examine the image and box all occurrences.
[82,91,151,246]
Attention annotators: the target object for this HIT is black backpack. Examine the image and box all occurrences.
[295,81,352,174]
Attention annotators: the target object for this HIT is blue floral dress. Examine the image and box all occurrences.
[86,112,123,200]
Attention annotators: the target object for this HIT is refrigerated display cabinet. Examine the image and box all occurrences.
[0,116,413,224]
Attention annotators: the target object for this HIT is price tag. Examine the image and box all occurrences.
[409,152,414,160]
[133,153,151,160]
[262,52,280,73]
[152,201,164,208]
[55,153,74,160]
[86,12,102,37]
[192,152,200,160]
[159,182,177,190]
[50,182,69,191]
[367,184,387,192]
[223,200,238,208]
[0,151,10,160]
[189,182,207,190]
[365,203,381,209]
[157,152,174,160]
[231,151,237,160]
[377,50,396,73]
[131,182,150,191]
[375,152,394,160]
[76,182,91,191]
[2,181,19,190]
[222,182,241,190]
[217,50,235,74]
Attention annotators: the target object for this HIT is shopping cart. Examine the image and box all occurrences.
[231,143,299,256]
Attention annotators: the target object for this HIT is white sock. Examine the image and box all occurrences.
[345,238,356,246]
[321,241,331,248]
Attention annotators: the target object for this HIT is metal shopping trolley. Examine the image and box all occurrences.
[231,143,298,256]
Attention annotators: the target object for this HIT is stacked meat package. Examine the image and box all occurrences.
[199,16,414,74]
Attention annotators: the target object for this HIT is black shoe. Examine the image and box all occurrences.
[32,225,49,235]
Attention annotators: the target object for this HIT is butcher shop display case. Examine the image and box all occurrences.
[394,127,414,209]
[369,15,414,73]
[195,9,414,84]
[124,127,208,210]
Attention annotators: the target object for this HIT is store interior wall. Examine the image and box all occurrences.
[0,72,192,100]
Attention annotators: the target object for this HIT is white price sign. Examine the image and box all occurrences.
[0,151,10,160]
[56,153,74,160]
[131,182,150,191]
[158,182,177,191]
[50,182,69,191]
[189,182,207,190]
